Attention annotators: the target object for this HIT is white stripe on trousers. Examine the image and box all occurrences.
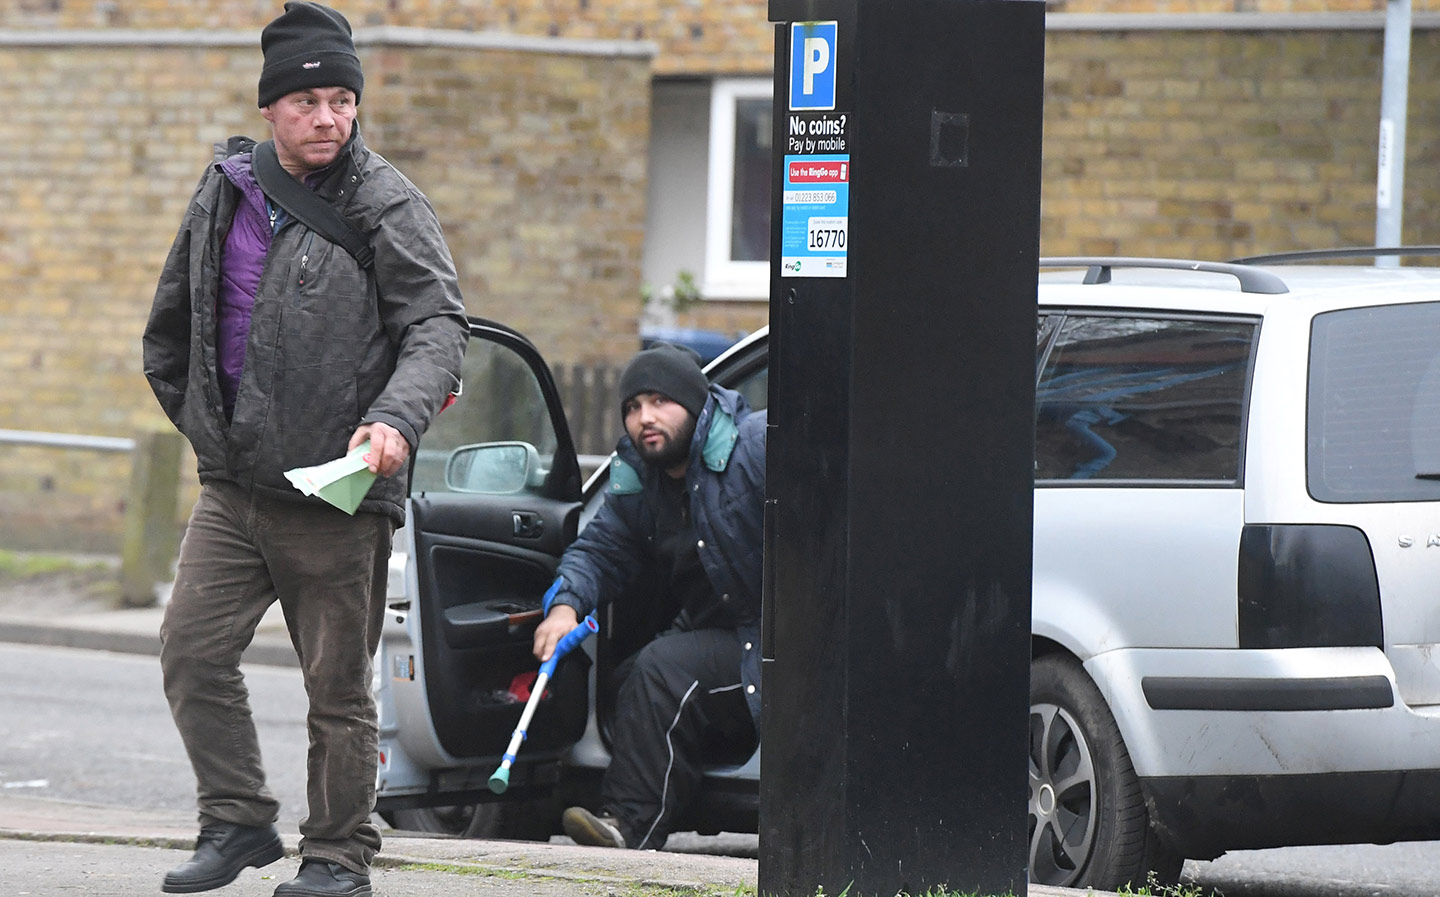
[637,677,743,848]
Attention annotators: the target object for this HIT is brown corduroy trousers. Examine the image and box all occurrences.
[160,481,394,874]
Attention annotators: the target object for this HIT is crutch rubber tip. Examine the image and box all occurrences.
[488,769,510,794]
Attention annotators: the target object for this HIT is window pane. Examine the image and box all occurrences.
[1035,316,1255,481]
[728,364,769,412]
[412,338,559,496]
[729,97,772,263]
[1309,303,1440,503]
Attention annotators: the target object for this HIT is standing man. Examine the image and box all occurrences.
[143,4,467,895]
[532,343,766,851]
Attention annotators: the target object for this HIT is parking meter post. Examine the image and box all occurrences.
[761,2,1043,896]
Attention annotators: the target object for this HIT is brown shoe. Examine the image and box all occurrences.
[561,806,627,848]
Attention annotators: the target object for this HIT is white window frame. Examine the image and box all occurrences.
[704,77,773,301]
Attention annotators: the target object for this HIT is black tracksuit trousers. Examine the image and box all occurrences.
[601,628,757,849]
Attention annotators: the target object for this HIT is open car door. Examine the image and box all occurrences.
[376,318,585,827]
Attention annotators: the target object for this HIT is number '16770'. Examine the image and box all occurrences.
[808,227,846,250]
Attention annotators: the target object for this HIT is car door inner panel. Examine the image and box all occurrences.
[411,491,587,761]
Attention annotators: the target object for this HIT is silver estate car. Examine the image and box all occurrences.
[373,254,1440,890]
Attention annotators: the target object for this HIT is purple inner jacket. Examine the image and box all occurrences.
[216,155,272,419]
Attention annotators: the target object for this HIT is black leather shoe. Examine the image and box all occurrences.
[272,859,372,897]
[162,822,285,893]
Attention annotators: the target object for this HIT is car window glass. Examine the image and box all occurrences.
[1035,315,1255,482]
[1037,314,1059,380]
[412,336,560,496]
[728,363,768,411]
[1309,303,1440,503]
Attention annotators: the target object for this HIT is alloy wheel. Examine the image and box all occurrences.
[1028,700,1098,886]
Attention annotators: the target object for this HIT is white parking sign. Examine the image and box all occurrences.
[789,22,837,111]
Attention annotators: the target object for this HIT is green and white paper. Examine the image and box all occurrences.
[283,440,378,515]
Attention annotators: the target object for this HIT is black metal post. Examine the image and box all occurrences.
[760,1,1045,895]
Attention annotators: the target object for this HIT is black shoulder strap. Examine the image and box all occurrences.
[251,140,374,269]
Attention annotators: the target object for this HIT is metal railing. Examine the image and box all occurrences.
[0,429,135,453]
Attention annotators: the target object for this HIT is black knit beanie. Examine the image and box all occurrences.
[257,2,364,108]
[618,343,710,420]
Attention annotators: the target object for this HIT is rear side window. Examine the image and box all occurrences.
[1035,315,1256,482]
[1309,303,1440,503]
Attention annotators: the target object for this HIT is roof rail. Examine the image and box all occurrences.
[1039,257,1289,295]
[1230,246,1440,265]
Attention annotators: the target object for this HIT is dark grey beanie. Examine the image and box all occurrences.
[258,2,364,108]
[618,342,710,420]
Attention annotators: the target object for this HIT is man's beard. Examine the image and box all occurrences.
[635,414,697,470]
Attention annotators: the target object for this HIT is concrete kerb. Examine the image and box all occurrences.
[0,598,299,667]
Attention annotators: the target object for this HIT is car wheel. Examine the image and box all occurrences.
[382,797,558,841]
[1028,654,1181,890]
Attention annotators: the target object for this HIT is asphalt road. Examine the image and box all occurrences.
[0,641,311,827]
[1185,841,1440,897]
[0,642,756,855]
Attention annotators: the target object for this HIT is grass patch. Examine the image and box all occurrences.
[807,885,1018,897]
[382,870,751,897]
[1116,872,1220,897]
[385,862,535,879]
[0,549,121,604]
[0,550,110,579]
[614,887,756,897]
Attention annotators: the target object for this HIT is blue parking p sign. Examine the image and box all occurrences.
[789,21,837,111]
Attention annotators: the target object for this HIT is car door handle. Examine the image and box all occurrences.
[512,511,544,539]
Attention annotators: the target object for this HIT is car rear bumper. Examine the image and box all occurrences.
[1089,646,1440,779]
[1144,768,1440,859]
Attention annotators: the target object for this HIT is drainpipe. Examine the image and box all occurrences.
[1375,0,1412,267]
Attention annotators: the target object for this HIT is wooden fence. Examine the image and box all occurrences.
[551,363,625,458]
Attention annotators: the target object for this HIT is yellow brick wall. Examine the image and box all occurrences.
[6,1,1438,72]
[1040,29,1440,258]
[360,45,651,362]
[1050,0,1438,12]
[0,0,777,76]
[0,35,651,550]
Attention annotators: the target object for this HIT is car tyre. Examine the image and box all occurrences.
[1028,654,1182,890]
[382,796,558,841]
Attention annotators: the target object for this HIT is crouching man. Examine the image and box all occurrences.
[533,343,766,850]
